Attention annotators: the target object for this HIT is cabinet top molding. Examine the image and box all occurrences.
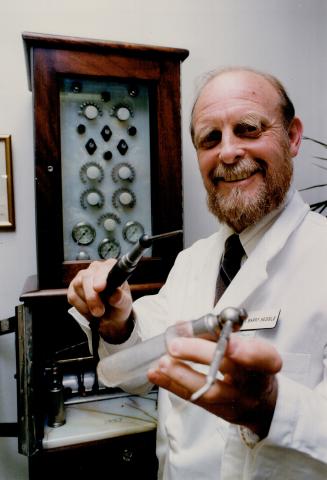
[22,31,189,60]
[23,31,189,92]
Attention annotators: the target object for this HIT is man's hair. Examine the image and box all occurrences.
[189,66,295,145]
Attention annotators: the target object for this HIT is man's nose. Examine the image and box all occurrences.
[218,132,244,164]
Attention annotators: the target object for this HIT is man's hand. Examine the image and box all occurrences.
[147,335,282,439]
[67,260,134,343]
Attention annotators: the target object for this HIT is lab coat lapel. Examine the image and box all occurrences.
[196,228,228,314]
[213,190,310,313]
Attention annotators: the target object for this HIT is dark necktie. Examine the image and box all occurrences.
[215,234,246,303]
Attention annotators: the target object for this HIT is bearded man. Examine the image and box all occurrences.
[68,68,327,479]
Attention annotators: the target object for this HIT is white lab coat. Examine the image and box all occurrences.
[71,189,327,479]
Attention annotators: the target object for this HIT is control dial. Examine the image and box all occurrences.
[112,188,136,209]
[111,104,133,121]
[80,188,105,209]
[80,162,104,183]
[112,163,135,183]
[98,212,121,232]
[76,251,91,260]
[79,101,102,120]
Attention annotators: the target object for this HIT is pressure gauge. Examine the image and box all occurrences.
[98,238,121,259]
[123,221,145,244]
[72,222,96,245]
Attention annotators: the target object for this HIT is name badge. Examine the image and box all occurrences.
[240,309,280,331]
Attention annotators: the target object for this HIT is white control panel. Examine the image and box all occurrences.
[60,78,152,261]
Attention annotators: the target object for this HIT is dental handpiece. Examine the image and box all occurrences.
[97,307,247,396]
[190,307,246,401]
[90,230,183,367]
[101,230,183,299]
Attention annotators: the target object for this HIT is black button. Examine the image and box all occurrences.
[117,139,128,155]
[71,81,82,93]
[101,91,111,102]
[101,125,112,142]
[77,124,86,134]
[128,126,137,136]
[85,139,97,155]
[128,85,139,97]
[103,150,113,160]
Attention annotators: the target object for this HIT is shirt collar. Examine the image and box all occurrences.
[220,186,296,258]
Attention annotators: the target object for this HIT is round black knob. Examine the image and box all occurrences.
[101,91,111,102]
[71,81,82,93]
[128,126,137,136]
[77,124,86,134]
[103,150,113,161]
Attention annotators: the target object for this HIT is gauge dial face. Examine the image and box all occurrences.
[72,222,96,245]
[98,238,121,259]
[123,221,145,244]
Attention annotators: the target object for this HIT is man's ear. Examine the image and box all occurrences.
[288,117,303,157]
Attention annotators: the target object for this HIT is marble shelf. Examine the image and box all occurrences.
[43,391,158,450]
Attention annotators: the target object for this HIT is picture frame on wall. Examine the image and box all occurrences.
[0,135,15,230]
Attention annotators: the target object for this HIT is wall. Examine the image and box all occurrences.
[0,1,326,478]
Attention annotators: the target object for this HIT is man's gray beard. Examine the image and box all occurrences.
[206,158,293,232]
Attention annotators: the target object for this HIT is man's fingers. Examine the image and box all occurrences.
[108,282,131,309]
[148,354,238,404]
[167,336,215,363]
[226,336,282,374]
[68,295,93,320]
[167,335,282,375]
[67,260,120,317]
[91,259,117,292]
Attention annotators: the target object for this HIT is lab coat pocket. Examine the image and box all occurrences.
[280,352,311,383]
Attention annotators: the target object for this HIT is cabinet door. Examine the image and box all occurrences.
[28,430,158,480]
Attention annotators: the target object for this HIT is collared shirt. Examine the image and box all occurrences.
[240,186,295,258]
[216,186,296,267]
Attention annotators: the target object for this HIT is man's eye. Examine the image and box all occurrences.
[200,130,221,148]
[235,123,261,137]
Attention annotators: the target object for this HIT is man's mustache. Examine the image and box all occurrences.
[210,158,264,185]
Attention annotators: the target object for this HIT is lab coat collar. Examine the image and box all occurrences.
[240,186,295,258]
[213,188,310,313]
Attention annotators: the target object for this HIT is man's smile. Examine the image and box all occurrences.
[217,170,260,183]
[211,162,263,186]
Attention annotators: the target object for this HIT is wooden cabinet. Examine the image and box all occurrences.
[17,287,159,479]
[19,32,188,478]
[23,32,188,289]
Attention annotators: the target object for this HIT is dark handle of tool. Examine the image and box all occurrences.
[90,230,183,377]
[100,230,183,300]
